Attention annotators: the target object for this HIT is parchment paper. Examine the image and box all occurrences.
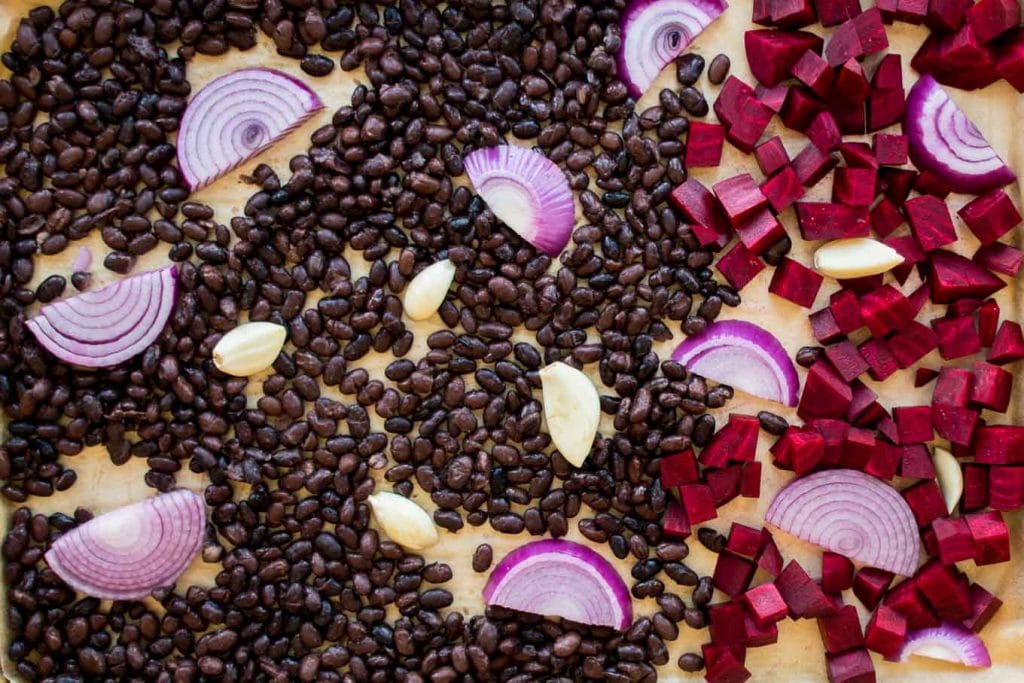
[1,2,1022,680]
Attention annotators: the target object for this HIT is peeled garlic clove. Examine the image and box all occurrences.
[213,322,287,376]
[813,238,904,279]
[403,260,456,321]
[933,446,963,513]
[368,491,439,550]
[540,361,600,467]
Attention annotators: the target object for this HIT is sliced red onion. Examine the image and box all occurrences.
[618,0,728,98]
[483,539,632,630]
[71,246,92,272]
[670,320,799,406]
[464,145,575,256]
[45,490,205,600]
[177,68,323,190]
[766,469,921,576]
[26,266,177,368]
[903,74,1015,194]
[899,623,991,668]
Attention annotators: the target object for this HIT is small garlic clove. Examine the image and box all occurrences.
[540,361,601,468]
[368,491,440,550]
[813,238,905,279]
[933,446,963,513]
[403,260,456,321]
[212,322,287,377]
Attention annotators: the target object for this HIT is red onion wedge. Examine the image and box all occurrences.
[26,266,177,368]
[45,490,205,600]
[483,539,632,630]
[618,0,727,99]
[899,623,991,668]
[903,74,1015,194]
[464,145,575,256]
[766,469,921,577]
[671,320,799,406]
[177,68,323,190]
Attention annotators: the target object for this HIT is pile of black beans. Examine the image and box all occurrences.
[0,0,767,680]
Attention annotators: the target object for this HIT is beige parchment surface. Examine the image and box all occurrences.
[0,2,1023,681]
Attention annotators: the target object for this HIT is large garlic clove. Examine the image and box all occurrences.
[933,447,963,514]
[540,361,601,467]
[368,491,440,550]
[213,322,287,376]
[813,238,905,279]
[403,260,456,321]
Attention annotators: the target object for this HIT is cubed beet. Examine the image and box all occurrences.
[825,340,869,382]
[825,648,876,683]
[835,58,871,102]
[927,0,971,32]
[970,361,1012,412]
[670,179,732,249]
[864,605,907,657]
[966,0,1021,43]
[989,465,1024,510]
[791,49,834,95]
[793,144,840,186]
[769,257,824,308]
[795,202,870,240]
[681,484,718,524]
[978,300,1000,347]
[859,285,913,337]
[761,165,806,212]
[746,29,826,86]
[932,316,981,360]
[965,510,1011,565]
[905,195,957,252]
[663,498,691,539]
[814,0,863,26]
[988,320,1024,364]
[701,414,761,467]
[894,406,933,444]
[775,560,838,618]
[900,444,936,479]
[975,242,1024,277]
[735,208,786,255]
[686,121,727,168]
[742,583,789,626]
[717,241,767,290]
[997,28,1024,91]
[832,167,877,207]
[889,321,939,368]
[872,133,908,165]
[808,111,842,152]
[963,463,991,512]
[755,136,790,176]
[932,516,976,564]
[822,552,855,594]
[903,480,949,527]
[707,465,745,507]
[870,197,905,237]
[916,561,971,620]
[740,462,762,498]
[714,174,770,224]
[659,449,699,487]
[858,338,900,382]
[798,360,853,420]
[818,604,865,654]
[714,552,758,597]
[963,582,1003,632]
[853,567,895,610]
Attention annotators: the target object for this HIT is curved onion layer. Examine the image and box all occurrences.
[671,320,799,406]
[26,266,178,368]
[618,0,728,98]
[903,74,1015,194]
[464,145,574,256]
[45,490,205,600]
[178,68,323,190]
[483,539,632,630]
[766,469,921,576]
[899,623,991,668]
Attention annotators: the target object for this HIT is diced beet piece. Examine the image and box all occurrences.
[663,498,691,539]
[761,166,806,213]
[835,59,870,103]
[903,480,948,527]
[755,137,790,176]
[889,321,939,369]
[882,234,925,271]
[708,601,749,647]
[974,425,1024,464]
[865,441,901,480]
[814,0,862,26]
[839,141,877,169]
[824,340,869,382]
[869,198,904,237]
[829,93,868,134]
[714,175,769,224]
[829,290,864,333]
[859,285,913,338]
[793,145,840,187]
[962,463,990,512]
[771,426,825,475]
[965,510,1011,565]
[932,316,981,360]
[808,110,842,152]
[934,24,1001,91]
[933,367,972,407]
[904,195,957,252]
[781,86,825,130]
[958,189,1021,245]
[865,605,907,657]
[726,523,764,558]
[727,98,776,153]
[852,567,895,610]
[901,444,936,479]
[963,583,1002,632]
[974,241,1024,277]
[932,404,979,447]
[821,552,855,595]
[796,202,869,240]
[743,610,780,647]
[913,168,955,199]
[769,257,823,308]
[811,308,844,344]
[735,209,786,256]
[932,516,976,564]
[701,414,761,468]
[878,167,916,206]
[914,367,940,387]
[753,0,772,23]
[978,300,1000,347]
[814,419,850,467]
[946,297,984,317]
[826,648,876,683]
[872,133,908,166]
[895,0,930,23]
[927,0,971,32]
[858,338,900,382]
[717,242,767,290]
[745,30,826,86]
[997,28,1024,91]
[970,361,1012,412]
[988,320,1024,363]
[685,121,726,168]
[832,167,876,207]
[826,8,888,66]
[742,583,789,626]
[929,250,1006,304]
[867,87,906,132]
[799,360,853,421]
[715,76,756,128]
[818,604,865,654]
[756,83,790,111]
[841,426,875,469]
[884,579,940,630]
[707,465,744,507]
[916,561,971,620]
[659,449,699,487]
[989,465,1024,510]
[681,483,717,524]
[775,560,838,618]
[894,406,933,444]
[714,552,758,597]
[670,179,732,249]
[966,0,1021,43]
[758,531,785,576]
[740,462,762,498]
[704,644,752,683]
[846,382,881,425]
[772,0,819,26]
[791,49,834,95]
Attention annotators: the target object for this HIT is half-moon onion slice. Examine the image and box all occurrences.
[899,623,991,668]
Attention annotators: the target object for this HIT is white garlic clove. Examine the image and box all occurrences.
[813,238,905,279]
[368,491,440,550]
[403,260,456,321]
[212,322,287,377]
[540,361,601,468]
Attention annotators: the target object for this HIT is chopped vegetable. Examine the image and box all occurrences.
[45,490,205,600]
[540,362,600,467]
[766,469,921,576]
[368,491,439,550]
[898,623,992,668]
[464,145,574,256]
[71,246,92,273]
[903,74,1015,194]
[483,539,632,630]
[177,68,323,190]
[672,320,800,406]
[933,447,964,513]
[403,260,456,321]
[618,0,727,98]
[212,322,287,377]
[26,266,177,368]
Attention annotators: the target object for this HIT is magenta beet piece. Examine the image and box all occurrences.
[852,567,895,610]
[728,98,777,153]
[824,340,869,382]
[701,414,760,467]
[916,561,972,620]
[714,552,758,597]
[927,0,971,31]
[902,480,949,528]
[865,605,908,657]
[814,419,850,467]
[775,426,825,475]
[867,83,906,133]
[745,29,825,86]
[808,110,841,152]
[963,583,1002,632]
[978,300,1000,347]
[889,321,939,368]
[742,583,788,625]
[904,195,956,252]
[835,58,871,103]
[811,309,844,344]
[912,26,1000,91]
[901,445,936,480]
[914,367,940,387]
[819,604,865,654]
[813,0,861,25]
[829,290,864,333]
[686,121,727,168]
[715,76,756,128]
[839,141,877,169]
[771,0,818,26]
[781,86,825,130]
[832,167,877,207]
[932,404,979,447]
[659,448,699,487]
[681,484,717,524]
[794,145,840,187]
[894,406,933,444]
[822,552,855,594]
[713,174,768,224]
[737,210,786,256]
[933,366,972,407]
[756,83,790,111]
[755,136,790,176]
[769,257,823,308]
[669,178,732,249]
[859,285,913,337]
[791,49,834,96]
[988,320,1024,364]
[761,166,805,212]
[726,523,764,558]
[893,0,929,24]
[989,465,1024,510]
[965,511,1011,565]
[826,647,876,683]
[932,516,976,564]
[827,7,888,66]
[970,362,1012,412]
[974,242,1024,277]
[932,316,981,360]
[865,441,901,481]
[958,189,1022,245]
[858,338,900,382]
[743,610,780,647]
[716,242,767,290]
[966,0,1021,43]
[707,466,744,507]
[709,601,750,646]
[929,250,1005,303]
[775,560,838,619]
[870,198,905,237]
[704,645,752,683]
[873,133,908,165]
[795,202,869,240]
[884,579,940,631]
[663,498,692,539]
[997,28,1024,91]
[878,166,916,205]
[740,462,762,498]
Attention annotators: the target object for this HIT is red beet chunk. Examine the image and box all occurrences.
[866,440,902,480]
[717,242,767,290]
[901,444,936,479]
[859,285,913,337]
[872,134,908,166]
[997,28,1024,91]
[974,241,1024,277]
[769,257,823,308]
[914,24,1000,91]
[974,425,1024,465]
[932,404,979,447]
[933,366,972,407]
[858,338,899,382]
[958,190,1021,245]
[728,98,776,153]
[842,426,876,469]
[894,406,933,444]
[825,340,869,382]
[772,0,818,26]
[793,145,840,187]
[826,7,889,66]
[756,83,790,111]
[878,167,916,206]
[704,642,752,683]
[813,0,862,26]
[663,498,691,539]
[903,480,948,528]
[758,533,784,577]
[659,449,699,487]
[884,579,940,630]
[963,463,990,512]
[745,30,825,86]
[988,320,1024,363]
[811,308,844,344]
[835,59,871,104]
[846,384,881,426]
[904,195,957,252]
[755,137,790,176]
[929,250,1006,304]
[932,516,976,564]
[714,552,758,597]
[681,484,717,524]
[889,321,939,368]
[989,465,1024,510]
[761,166,806,213]
[735,209,786,255]
[685,121,726,168]
[740,462,762,498]
[978,300,1000,346]
[966,0,1021,43]
[791,49,834,95]
[808,111,842,152]
[829,290,865,333]
[702,414,761,468]
[714,175,769,224]
[927,0,971,32]
[963,583,1003,632]
[913,168,955,199]
[867,86,906,132]
[743,611,780,647]
[781,86,825,130]
[753,0,772,23]
[826,648,876,683]
[932,316,981,360]
[709,601,749,647]
[775,560,839,619]
[707,465,745,507]
[726,523,764,559]
[778,427,826,475]
[970,361,1012,412]
[715,77,756,128]
[914,367,939,387]
[869,198,904,237]
[839,142,877,169]
[742,583,789,626]
[814,419,850,467]
[965,510,1011,565]
[799,360,855,422]
[818,604,865,654]
[916,561,971,620]
[883,234,925,270]
[865,606,907,657]
[832,167,877,207]
[795,203,869,240]
[821,553,855,594]
[670,179,732,249]
[895,0,930,23]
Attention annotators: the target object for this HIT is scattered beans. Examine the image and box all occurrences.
[708,54,731,84]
